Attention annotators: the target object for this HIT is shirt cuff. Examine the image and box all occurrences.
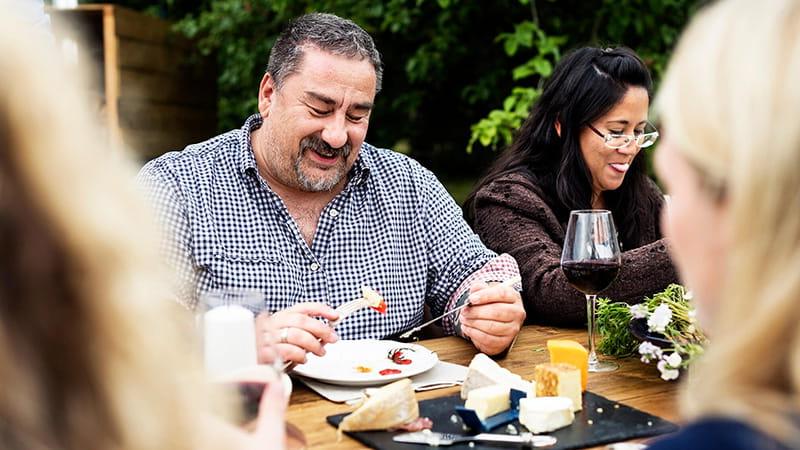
[442,253,522,336]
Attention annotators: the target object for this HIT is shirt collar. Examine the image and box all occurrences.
[238,113,262,176]
[238,113,372,186]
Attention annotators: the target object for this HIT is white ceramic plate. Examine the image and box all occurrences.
[292,340,438,386]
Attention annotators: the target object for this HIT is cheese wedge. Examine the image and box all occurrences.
[460,353,534,399]
[519,396,575,434]
[464,384,510,419]
[547,339,589,391]
[534,363,582,412]
[339,378,418,432]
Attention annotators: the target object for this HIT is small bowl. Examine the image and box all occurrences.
[629,318,672,348]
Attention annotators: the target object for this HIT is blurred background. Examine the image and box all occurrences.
[46,0,705,203]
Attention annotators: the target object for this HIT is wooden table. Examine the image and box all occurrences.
[285,325,679,449]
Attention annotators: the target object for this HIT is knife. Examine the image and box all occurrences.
[392,431,557,447]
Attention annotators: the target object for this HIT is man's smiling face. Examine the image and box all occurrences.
[254,46,377,193]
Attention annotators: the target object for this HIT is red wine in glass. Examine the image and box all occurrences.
[561,260,620,295]
[561,210,622,372]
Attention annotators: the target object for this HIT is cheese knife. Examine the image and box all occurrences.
[392,431,557,447]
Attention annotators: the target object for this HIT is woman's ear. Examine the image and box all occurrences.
[554,119,562,137]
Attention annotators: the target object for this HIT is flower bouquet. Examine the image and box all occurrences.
[596,284,708,380]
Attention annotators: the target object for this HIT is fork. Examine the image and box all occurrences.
[398,275,522,339]
[328,296,372,328]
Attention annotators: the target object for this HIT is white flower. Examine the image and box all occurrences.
[665,352,682,368]
[657,359,680,381]
[629,304,649,319]
[638,341,663,363]
[648,303,672,333]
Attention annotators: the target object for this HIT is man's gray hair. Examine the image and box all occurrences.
[267,13,383,93]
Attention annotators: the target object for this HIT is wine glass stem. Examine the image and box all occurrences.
[586,294,599,367]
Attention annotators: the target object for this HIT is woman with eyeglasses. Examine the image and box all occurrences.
[464,46,677,326]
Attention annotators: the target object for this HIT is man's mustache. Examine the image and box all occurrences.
[300,135,352,158]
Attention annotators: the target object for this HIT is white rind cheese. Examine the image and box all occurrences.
[519,396,575,434]
[464,384,511,419]
[460,353,535,399]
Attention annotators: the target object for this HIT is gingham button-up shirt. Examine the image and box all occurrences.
[138,114,519,340]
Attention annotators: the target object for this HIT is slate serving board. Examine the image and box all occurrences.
[327,391,678,449]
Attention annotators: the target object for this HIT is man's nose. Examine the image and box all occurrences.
[321,115,348,150]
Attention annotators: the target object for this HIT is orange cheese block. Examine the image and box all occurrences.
[546,339,588,391]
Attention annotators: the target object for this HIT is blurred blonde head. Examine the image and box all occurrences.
[656,0,800,442]
[0,5,235,450]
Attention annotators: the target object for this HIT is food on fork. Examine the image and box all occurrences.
[534,363,582,412]
[361,286,387,314]
[461,353,535,399]
[338,378,431,434]
[546,339,589,390]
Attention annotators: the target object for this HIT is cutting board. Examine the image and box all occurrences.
[327,391,678,449]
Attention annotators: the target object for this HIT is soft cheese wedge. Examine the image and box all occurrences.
[460,353,534,399]
[547,339,588,391]
[534,363,582,412]
[464,384,510,419]
[339,378,418,432]
[519,396,575,434]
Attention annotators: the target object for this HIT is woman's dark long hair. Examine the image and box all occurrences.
[464,46,655,249]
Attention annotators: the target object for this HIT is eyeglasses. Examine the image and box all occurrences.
[586,122,659,149]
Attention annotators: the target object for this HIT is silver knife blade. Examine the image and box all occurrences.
[392,431,557,447]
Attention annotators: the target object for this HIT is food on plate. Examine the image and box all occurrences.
[546,339,589,390]
[534,363,582,411]
[519,396,575,433]
[388,347,414,365]
[361,286,387,314]
[463,384,511,419]
[338,378,427,434]
[379,368,402,376]
[354,365,372,373]
[460,353,535,399]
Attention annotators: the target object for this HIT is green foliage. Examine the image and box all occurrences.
[595,297,640,357]
[467,20,565,152]
[466,0,703,153]
[100,0,702,177]
[596,284,708,360]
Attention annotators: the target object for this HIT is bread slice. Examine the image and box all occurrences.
[338,378,418,433]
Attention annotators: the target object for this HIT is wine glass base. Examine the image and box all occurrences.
[588,360,619,373]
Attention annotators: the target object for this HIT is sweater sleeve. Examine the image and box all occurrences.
[472,173,678,327]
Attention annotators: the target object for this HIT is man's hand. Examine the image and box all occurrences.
[256,303,339,365]
[459,281,526,355]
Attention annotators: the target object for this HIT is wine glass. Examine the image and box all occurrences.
[561,210,622,372]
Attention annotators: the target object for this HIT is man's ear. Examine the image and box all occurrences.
[554,119,562,137]
[257,73,276,117]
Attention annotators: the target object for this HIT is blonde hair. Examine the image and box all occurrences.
[656,0,800,442]
[0,6,235,450]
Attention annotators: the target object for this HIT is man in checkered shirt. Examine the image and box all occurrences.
[138,13,525,366]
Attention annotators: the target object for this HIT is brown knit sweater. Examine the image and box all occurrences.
[472,171,678,327]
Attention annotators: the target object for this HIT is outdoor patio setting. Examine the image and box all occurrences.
[6,1,800,450]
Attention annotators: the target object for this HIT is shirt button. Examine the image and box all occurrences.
[309,262,321,272]
[329,208,339,218]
